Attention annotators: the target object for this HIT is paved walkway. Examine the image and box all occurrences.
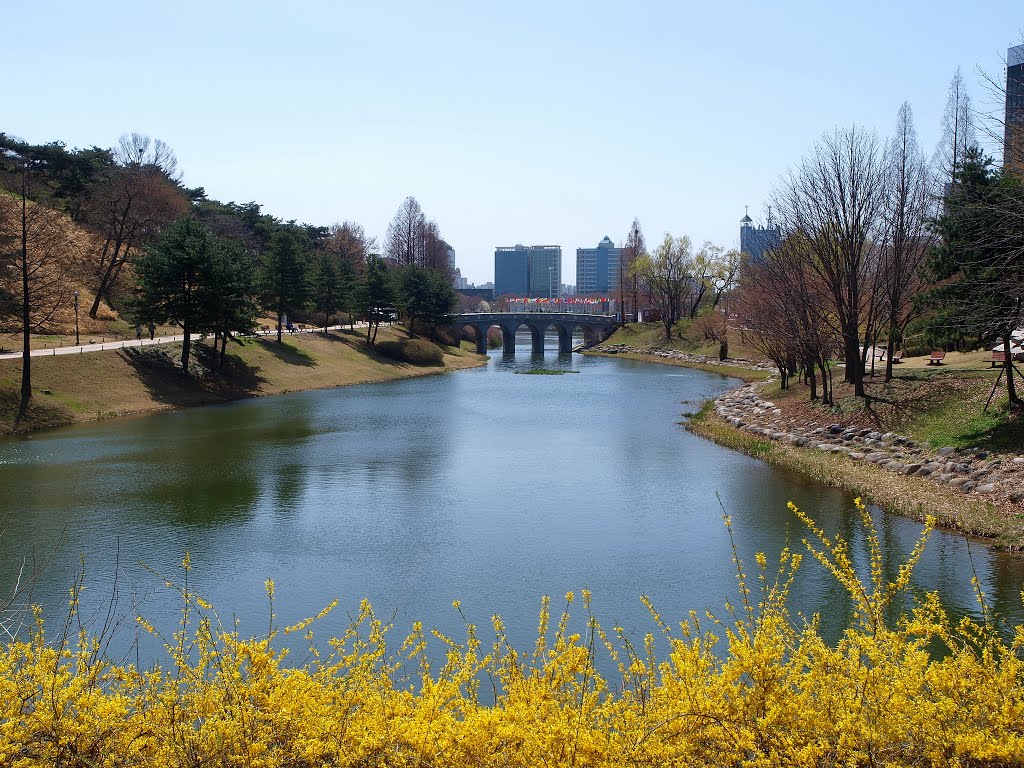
[0,325,363,361]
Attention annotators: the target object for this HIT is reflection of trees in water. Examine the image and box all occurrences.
[127,396,316,526]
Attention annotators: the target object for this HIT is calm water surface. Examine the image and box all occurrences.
[2,340,1023,662]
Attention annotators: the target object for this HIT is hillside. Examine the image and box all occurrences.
[0,327,485,434]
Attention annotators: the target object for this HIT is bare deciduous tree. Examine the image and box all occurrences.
[115,132,181,181]
[880,102,935,381]
[773,126,887,397]
[934,68,977,188]
[0,151,74,415]
[84,166,188,317]
[630,233,693,340]
[736,239,837,402]
[618,218,645,325]
[385,196,426,268]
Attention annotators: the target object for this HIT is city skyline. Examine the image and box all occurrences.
[6,1,1022,284]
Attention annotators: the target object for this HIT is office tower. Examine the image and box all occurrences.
[494,244,562,298]
[576,236,621,295]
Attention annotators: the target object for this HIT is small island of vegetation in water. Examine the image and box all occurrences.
[514,368,580,375]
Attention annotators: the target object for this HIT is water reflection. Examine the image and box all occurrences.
[0,338,1022,666]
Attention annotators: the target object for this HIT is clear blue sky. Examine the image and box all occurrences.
[7,1,1022,284]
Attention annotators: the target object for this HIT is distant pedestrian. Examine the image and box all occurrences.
[148,322,155,340]
[136,325,142,341]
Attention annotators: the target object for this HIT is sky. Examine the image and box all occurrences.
[6,1,1022,285]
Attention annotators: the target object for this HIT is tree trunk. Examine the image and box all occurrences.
[181,318,191,371]
[884,326,896,383]
[218,330,228,368]
[1004,334,1018,405]
[844,328,864,396]
[19,181,31,416]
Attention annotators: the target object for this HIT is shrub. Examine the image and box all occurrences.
[432,325,462,347]
[4,501,1024,766]
[902,333,933,357]
[376,338,445,366]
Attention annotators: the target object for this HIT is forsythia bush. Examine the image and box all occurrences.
[2,501,1023,767]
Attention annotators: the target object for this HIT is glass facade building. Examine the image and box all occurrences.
[576,236,620,295]
[494,244,562,298]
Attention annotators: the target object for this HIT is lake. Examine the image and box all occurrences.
[1,339,1022,666]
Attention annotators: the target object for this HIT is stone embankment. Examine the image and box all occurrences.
[594,343,1024,506]
[714,383,1024,506]
[593,343,777,373]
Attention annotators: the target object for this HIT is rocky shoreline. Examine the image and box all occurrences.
[594,343,1024,508]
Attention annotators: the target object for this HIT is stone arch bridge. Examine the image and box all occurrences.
[455,313,618,354]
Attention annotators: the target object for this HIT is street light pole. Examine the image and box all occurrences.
[73,290,80,346]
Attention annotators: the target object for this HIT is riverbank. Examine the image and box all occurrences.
[587,339,1024,551]
[0,326,486,435]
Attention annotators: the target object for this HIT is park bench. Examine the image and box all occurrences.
[891,350,904,363]
[991,350,1008,368]
[928,350,946,365]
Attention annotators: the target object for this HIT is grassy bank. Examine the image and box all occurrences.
[688,399,1024,550]
[0,327,486,434]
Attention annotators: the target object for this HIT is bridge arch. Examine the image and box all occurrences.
[454,313,616,355]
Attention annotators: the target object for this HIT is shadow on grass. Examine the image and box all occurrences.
[315,329,367,346]
[119,345,267,407]
[255,338,316,367]
[0,389,75,434]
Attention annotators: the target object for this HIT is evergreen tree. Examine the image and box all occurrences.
[396,264,432,336]
[205,238,259,367]
[353,255,395,344]
[922,148,1024,406]
[134,217,217,371]
[423,269,457,340]
[310,252,341,332]
[259,230,308,342]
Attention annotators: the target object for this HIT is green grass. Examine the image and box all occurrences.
[903,378,1024,450]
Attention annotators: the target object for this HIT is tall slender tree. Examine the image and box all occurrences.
[259,230,308,342]
[0,139,73,415]
[354,255,396,344]
[934,69,977,188]
[384,196,425,267]
[619,218,645,325]
[881,103,935,381]
[310,251,342,333]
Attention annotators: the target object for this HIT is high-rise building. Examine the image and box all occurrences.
[494,244,562,298]
[576,236,621,295]
[1006,44,1024,174]
[494,245,529,297]
[740,209,781,265]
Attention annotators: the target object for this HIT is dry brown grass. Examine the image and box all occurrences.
[0,326,486,434]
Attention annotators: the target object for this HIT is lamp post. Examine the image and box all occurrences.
[73,290,80,346]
